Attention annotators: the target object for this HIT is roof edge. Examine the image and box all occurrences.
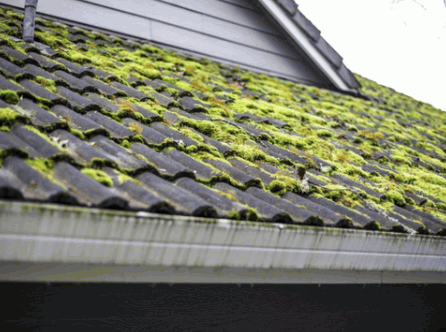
[259,0,360,92]
[1,201,445,283]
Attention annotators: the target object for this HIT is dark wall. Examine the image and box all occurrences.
[3,283,446,332]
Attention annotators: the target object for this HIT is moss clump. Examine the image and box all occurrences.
[81,168,113,187]
[35,76,57,93]
[275,174,302,194]
[128,122,143,135]
[240,207,259,221]
[0,90,19,104]
[390,224,408,233]
[269,180,287,196]
[231,144,277,164]
[227,210,241,220]
[69,128,85,140]
[0,148,29,164]
[121,139,131,148]
[84,128,110,139]
[90,158,117,169]
[25,158,59,185]
[363,221,381,231]
[316,129,333,138]
[387,189,406,206]
[0,108,27,127]
[117,109,145,122]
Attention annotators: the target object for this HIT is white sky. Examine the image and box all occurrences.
[295,0,446,111]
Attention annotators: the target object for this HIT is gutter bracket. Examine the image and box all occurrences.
[22,0,38,42]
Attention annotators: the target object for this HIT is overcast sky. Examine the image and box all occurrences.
[295,0,446,111]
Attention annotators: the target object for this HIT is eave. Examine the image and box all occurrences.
[258,0,360,93]
[1,201,445,284]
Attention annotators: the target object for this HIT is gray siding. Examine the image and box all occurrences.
[2,0,330,86]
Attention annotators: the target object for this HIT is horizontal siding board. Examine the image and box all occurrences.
[152,21,322,83]
[79,0,202,32]
[80,0,298,58]
[40,0,152,40]
[160,0,277,34]
[216,0,261,11]
[0,0,25,7]
[200,15,300,58]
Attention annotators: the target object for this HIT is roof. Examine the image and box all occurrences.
[0,7,445,240]
[260,0,360,91]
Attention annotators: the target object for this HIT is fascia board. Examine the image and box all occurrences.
[258,0,356,92]
[0,201,445,283]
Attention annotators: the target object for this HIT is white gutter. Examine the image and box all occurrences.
[0,201,445,284]
[258,0,356,93]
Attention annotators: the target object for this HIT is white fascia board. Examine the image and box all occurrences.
[0,201,445,284]
[258,0,355,93]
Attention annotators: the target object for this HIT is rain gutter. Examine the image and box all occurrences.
[0,201,445,284]
[258,0,357,93]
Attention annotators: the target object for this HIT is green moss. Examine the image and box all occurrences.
[0,90,19,104]
[0,147,29,164]
[227,210,241,220]
[35,31,69,48]
[117,109,146,122]
[231,144,277,164]
[121,139,131,148]
[316,129,333,138]
[35,76,57,93]
[268,180,287,195]
[240,207,259,221]
[275,174,302,194]
[81,168,113,187]
[386,190,405,206]
[24,126,62,149]
[90,158,117,169]
[0,107,27,126]
[84,128,110,139]
[390,224,408,233]
[363,221,381,231]
[25,158,60,186]
[69,128,85,140]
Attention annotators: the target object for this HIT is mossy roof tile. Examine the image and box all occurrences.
[51,105,101,132]
[16,98,60,127]
[23,63,58,81]
[3,156,77,204]
[137,172,217,218]
[0,74,22,91]
[56,86,99,112]
[53,162,128,209]
[10,124,62,158]
[84,111,133,138]
[214,182,292,224]
[49,129,110,164]
[28,52,64,71]
[130,142,194,180]
[175,177,248,219]
[0,56,23,77]
[247,187,320,225]
[0,7,445,237]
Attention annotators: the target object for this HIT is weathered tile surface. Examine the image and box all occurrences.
[0,7,444,238]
